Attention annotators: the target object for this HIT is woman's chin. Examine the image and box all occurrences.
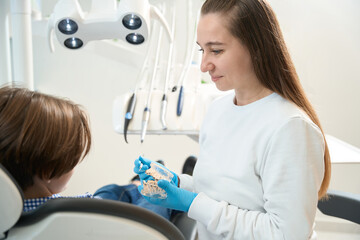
[214,83,231,92]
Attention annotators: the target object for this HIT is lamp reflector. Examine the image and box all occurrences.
[58,19,78,35]
[126,33,145,45]
[122,14,142,30]
[64,37,83,49]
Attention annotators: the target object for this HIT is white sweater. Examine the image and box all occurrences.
[180,92,325,240]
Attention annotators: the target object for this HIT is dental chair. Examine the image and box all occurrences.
[318,189,360,225]
[0,164,197,240]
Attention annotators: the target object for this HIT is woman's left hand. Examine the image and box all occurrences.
[139,179,198,212]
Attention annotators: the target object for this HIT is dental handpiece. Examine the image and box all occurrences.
[123,92,137,143]
[140,107,150,143]
[176,85,184,116]
[160,94,167,130]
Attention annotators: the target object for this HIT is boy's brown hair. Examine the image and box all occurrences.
[0,86,91,191]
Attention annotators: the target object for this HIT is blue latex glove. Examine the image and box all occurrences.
[133,157,153,183]
[139,179,198,212]
[133,156,179,186]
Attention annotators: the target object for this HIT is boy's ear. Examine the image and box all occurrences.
[36,173,52,183]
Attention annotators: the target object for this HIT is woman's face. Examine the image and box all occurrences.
[197,13,257,92]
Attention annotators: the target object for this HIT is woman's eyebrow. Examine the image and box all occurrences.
[196,41,225,47]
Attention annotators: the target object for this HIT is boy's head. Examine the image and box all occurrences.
[0,86,91,192]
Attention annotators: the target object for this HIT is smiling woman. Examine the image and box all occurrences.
[191,0,331,239]
[134,0,331,239]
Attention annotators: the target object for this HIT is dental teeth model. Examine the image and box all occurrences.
[141,162,173,199]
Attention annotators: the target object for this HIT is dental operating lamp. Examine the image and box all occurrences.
[47,0,173,51]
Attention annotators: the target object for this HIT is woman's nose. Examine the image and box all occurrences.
[200,54,214,73]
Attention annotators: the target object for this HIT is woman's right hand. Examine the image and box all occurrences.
[134,156,179,186]
[133,156,152,182]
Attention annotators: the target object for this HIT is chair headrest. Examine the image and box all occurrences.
[16,198,185,240]
[0,164,24,235]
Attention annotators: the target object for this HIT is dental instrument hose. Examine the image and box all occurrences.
[141,19,164,143]
[123,36,152,144]
[161,7,176,130]
[175,2,199,116]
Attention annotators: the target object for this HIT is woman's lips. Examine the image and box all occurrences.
[211,76,222,82]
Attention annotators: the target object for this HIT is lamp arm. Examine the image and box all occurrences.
[150,5,173,43]
[47,15,55,52]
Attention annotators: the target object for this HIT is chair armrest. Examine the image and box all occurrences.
[171,212,197,240]
[318,189,360,224]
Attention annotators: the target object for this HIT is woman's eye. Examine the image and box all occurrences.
[198,48,223,55]
[212,49,223,54]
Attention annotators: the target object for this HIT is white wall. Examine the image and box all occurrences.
[9,0,360,197]
[269,0,360,148]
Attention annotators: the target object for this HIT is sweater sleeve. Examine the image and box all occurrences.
[188,117,325,240]
[179,174,195,191]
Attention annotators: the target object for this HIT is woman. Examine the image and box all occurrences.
[134,0,331,239]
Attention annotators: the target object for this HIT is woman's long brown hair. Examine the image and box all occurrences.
[201,0,330,199]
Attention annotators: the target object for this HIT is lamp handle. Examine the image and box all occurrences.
[90,0,117,13]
